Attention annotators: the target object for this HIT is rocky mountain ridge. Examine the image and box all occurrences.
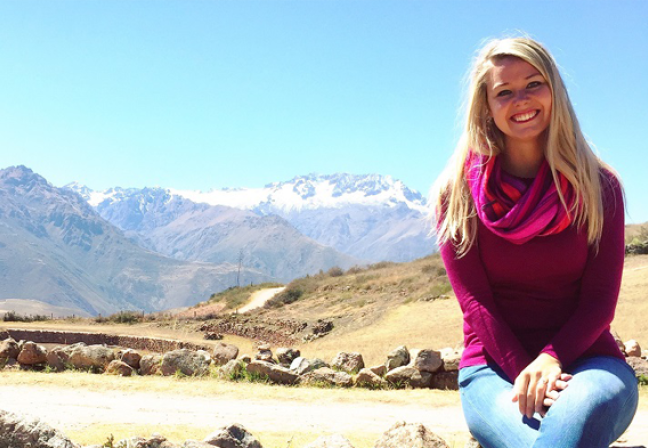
[67,173,436,262]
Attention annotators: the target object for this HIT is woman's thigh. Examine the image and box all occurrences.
[459,364,539,448]
[533,356,638,448]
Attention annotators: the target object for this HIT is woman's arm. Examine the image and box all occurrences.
[539,172,625,368]
[440,238,533,381]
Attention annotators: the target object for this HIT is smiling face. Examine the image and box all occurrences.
[486,56,552,151]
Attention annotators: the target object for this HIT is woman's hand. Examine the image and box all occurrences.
[512,353,563,419]
[541,372,572,415]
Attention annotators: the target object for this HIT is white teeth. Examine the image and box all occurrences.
[512,111,538,122]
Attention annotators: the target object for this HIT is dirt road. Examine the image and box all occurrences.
[0,382,467,441]
[1,383,646,446]
[238,286,286,313]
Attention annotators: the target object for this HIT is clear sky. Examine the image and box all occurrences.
[1,1,647,222]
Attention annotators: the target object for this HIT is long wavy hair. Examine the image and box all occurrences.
[432,35,618,256]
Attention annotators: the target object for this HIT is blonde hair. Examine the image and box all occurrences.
[433,35,618,256]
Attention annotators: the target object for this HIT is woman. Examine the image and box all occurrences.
[433,36,638,447]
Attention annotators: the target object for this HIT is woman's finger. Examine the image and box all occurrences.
[535,377,549,415]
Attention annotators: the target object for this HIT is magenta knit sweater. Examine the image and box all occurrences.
[440,172,626,382]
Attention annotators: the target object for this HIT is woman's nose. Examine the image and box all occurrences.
[514,89,529,102]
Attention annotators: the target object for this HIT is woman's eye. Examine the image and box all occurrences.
[496,89,512,97]
[527,81,542,89]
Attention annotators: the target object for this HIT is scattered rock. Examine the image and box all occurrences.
[385,366,432,389]
[290,357,329,375]
[121,349,142,369]
[624,340,642,358]
[431,371,459,390]
[276,348,300,367]
[204,332,223,341]
[464,437,481,448]
[439,348,461,372]
[386,346,410,371]
[412,349,443,373]
[182,441,214,448]
[304,434,355,448]
[0,409,80,448]
[219,359,244,379]
[373,421,449,448]
[160,349,211,377]
[611,330,625,352]
[106,360,136,376]
[0,337,20,360]
[239,354,252,364]
[212,343,240,367]
[626,356,648,377]
[16,341,48,366]
[302,367,353,388]
[246,360,300,385]
[140,354,163,376]
[356,368,387,389]
[312,320,334,335]
[68,344,115,372]
[369,365,387,377]
[46,347,70,372]
[203,423,262,448]
[255,348,274,363]
[331,352,364,374]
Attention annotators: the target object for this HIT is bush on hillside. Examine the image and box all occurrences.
[327,266,344,277]
[2,311,50,322]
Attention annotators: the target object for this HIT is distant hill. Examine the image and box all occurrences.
[0,166,272,316]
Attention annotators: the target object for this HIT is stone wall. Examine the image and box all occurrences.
[0,329,210,353]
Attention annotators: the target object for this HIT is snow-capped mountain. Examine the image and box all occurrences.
[66,173,436,263]
[65,184,359,281]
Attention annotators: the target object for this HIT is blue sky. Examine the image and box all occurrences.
[1,1,647,223]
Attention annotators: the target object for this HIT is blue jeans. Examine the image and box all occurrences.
[459,356,638,448]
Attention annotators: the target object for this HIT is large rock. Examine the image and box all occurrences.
[439,348,461,372]
[212,343,240,367]
[67,344,115,372]
[386,346,410,371]
[255,348,274,363]
[301,367,353,388]
[431,372,459,390]
[624,340,642,358]
[290,357,329,375]
[0,337,20,360]
[304,434,355,448]
[355,368,387,389]
[276,348,300,367]
[120,349,142,369]
[373,421,449,448]
[246,360,299,385]
[106,360,136,376]
[17,341,48,366]
[626,356,648,377]
[203,423,262,448]
[161,349,211,377]
[369,365,387,377]
[331,352,364,374]
[385,366,432,389]
[219,359,244,379]
[114,434,178,448]
[140,354,163,375]
[0,409,80,448]
[412,349,443,373]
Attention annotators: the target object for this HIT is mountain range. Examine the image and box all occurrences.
[69,173,435,264]
[0,166,274,316]
[0,166,435,317]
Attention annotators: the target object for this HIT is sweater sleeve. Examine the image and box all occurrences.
[540,173,625,367]
[440,238,533,381]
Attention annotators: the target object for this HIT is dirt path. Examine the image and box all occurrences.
[0,383,467,436]
[238,286,286,313]
[1,383,647,446]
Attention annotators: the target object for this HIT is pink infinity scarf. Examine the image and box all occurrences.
[466,152,576,244]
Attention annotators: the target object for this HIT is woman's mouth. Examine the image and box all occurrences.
[511,110,539,123]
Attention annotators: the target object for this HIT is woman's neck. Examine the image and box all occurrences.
[501,139,545,178]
